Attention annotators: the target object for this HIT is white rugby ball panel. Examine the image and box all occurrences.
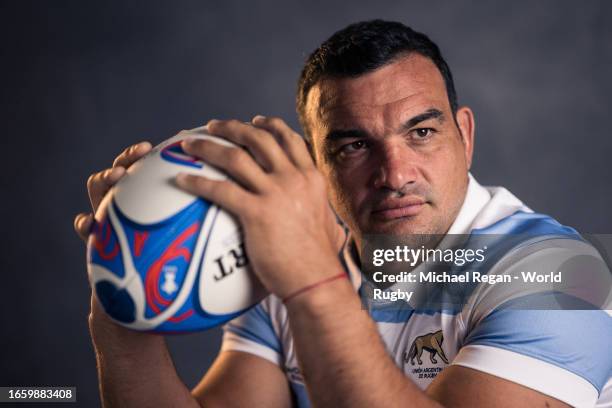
[198,207,267,315]
[113,131,231,225]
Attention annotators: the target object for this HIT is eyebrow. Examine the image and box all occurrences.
[324,128,369,143]
[323,108,445,145]
[400,108,445,130]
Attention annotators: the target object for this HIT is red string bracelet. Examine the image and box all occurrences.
[282,272,348,304]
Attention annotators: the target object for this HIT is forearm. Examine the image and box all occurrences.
[285,266,443,408]
[90,309,200,408]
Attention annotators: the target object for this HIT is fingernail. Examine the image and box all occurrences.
[181,138,196,149]
[252,115,266,123]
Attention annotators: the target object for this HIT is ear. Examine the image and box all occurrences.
[455,106,475,170]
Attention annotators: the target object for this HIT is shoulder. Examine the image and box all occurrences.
[455,185,612,406]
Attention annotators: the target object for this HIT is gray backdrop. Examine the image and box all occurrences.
[1,1,611,406]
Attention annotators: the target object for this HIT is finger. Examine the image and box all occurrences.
[251,115,314,170]
[113,141,152,169]
[175,173,253,217]
[74,212,94,242]
[87,166,126,211]
[181,139,271,193]
[206,119,291,172]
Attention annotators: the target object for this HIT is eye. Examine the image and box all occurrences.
[411,128,436,142]
[413,128,434,139]
[340,140,368,153]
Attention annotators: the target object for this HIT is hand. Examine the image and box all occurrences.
[74,141,152,241]
[73,141,152,343]
[175,117,346,299]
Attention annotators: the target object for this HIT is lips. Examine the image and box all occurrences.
[371,197,427,220]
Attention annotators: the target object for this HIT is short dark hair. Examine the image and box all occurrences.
[296,19,458,142]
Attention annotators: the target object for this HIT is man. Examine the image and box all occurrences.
[74,20,611,407]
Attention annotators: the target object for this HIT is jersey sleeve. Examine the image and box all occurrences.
[453,238,612,408]
[455,307,612,407]
[220,299,283,366]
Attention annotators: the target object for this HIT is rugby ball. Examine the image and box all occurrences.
[87,126,267,333]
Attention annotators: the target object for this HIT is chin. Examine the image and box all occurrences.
[367,217,436,236]
[361,219,444,251]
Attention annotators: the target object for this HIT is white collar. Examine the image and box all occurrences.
[446,173,492,235]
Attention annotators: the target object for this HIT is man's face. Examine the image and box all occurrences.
[305,53,474,247]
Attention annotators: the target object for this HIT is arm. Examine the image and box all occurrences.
[429,365,572,407]
[89,302,291,407]
[88,299,200,408]
[176,117,575,408]
[193,351,292,407]
[285,276,571,407]
[285,272,441,408]
[75,141,292,407]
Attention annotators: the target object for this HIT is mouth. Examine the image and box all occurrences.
[371,197,427,221]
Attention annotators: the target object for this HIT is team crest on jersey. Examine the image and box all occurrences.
[404,330,449,380]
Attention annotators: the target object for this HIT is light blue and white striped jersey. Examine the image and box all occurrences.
[221,175,612,408]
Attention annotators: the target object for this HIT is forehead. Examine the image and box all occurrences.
[305,53,450,134]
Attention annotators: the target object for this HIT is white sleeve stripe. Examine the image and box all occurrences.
[452,344,598,408]
[221,331,282,366]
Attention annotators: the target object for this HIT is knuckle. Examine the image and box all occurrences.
[86,173,98,189]
[185,139,203,153]
[112,154,125,167]
[226,148,245,165]
[307,168,325,186]
[267,180,284,195]
[117,145,131,158]
[298,172,312,188]
[266,116,282,126]
[206,119,221,132]
[291,130,306,143]
[74,213,92,236]
[258,128,276,143]
[73,214,82,231]
[306,165,322,177]
[125,143,140,158]
[239,129,258,145]
[209,180,225,197]
[194,176,209,190]
[278,130,296,146]
[223,119,241,130]
[129,143,140,153]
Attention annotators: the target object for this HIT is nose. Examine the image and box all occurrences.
[372,140,418,192]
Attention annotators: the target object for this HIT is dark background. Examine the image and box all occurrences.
[1,1,610,406]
